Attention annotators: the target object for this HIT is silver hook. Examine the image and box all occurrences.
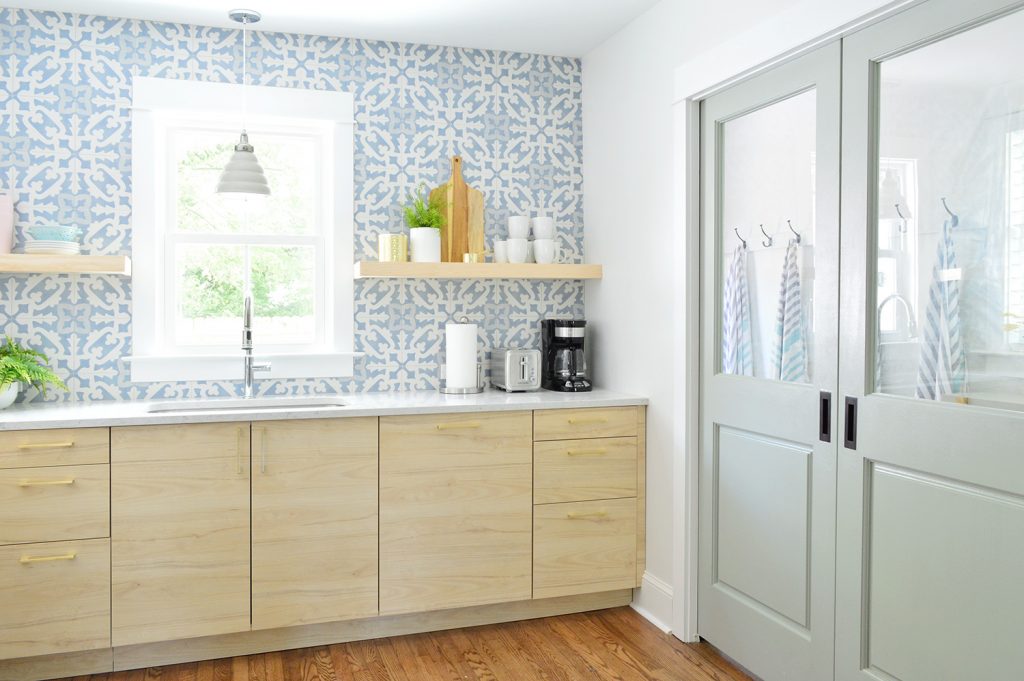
[786,219,801,244]
[733,227,747,249]
[894,203,908,233]
[759,224,773,248]
[941,197,959,227]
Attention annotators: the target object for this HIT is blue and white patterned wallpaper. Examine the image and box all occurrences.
[0,8,585,403]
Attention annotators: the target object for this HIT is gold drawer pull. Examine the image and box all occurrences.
[17,441,75,450]
[567,448,607,457]
[567,510,608,520]
[567,417,607,425]
[436,422,481,431]
[20,552,77,565]
[19,478,76,487]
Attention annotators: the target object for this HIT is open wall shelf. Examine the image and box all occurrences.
[0,254,133,276]
[354,261,602,280]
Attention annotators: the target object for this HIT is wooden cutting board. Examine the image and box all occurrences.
[430,156,484,262]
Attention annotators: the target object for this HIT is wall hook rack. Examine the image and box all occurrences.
[759,224,773,248]
[786,219,801,244]
[895,203,909,234]
[941,197,959,227]
[734,227,748,249]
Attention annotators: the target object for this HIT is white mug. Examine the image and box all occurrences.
[532,216,555,240]
[507,238,529,264]
[508,215,530,239]
[494,240,508,263]
[533,238,557,264]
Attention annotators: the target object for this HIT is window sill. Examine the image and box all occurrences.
[127,352,361,383]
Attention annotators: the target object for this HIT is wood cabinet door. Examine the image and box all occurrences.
[251,418,378,630]
[111,423,251,646]
[379,411,533,615]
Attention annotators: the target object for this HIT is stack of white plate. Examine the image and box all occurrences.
[25,240,82,255]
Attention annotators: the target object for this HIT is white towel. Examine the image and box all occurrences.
[773,240,809,383]
[722,244,753,376]
[916,218,967,400]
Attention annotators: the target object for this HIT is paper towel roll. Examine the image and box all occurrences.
[445,323,478,389]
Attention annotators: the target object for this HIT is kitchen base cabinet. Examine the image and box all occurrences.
[111,423,251,647]
[379,411,533,615]
[252,418,379,630]
[0,538,110,660]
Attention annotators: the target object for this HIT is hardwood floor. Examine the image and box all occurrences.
[58,608,750,681]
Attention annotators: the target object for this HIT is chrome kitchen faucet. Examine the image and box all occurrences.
[242,295,272,398]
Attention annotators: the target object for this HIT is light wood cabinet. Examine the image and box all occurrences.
[533,406,638,441]
[534,498,637,599]
[534,437,638,504]
[0,428,108,469]
[111,423,251,647]
[251,418,378,630]
[0,538,110,660]
[0,464,109,545]
[379,411,533,615]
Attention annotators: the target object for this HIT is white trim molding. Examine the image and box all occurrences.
[631,571,674,634]
[669,0,920,644]
[130,76,356,383]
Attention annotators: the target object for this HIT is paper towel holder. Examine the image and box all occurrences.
[440,362,484,394]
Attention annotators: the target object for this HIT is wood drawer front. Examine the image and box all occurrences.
[534,437,637,504]
[533,407,638,441]
[379,411,533,615]
[0,428,109,469]
[0,464,109,545]
[0,538,111,660]
[533,498,637,600]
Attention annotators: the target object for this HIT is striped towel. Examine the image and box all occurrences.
[722,244,753,376]
[915,218,967,399]
[773,240,809,382]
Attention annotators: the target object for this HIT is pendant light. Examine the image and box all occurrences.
[217,9,270,196]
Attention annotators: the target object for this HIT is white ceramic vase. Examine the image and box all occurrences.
[409,228,441,263]
[0,383,19,410]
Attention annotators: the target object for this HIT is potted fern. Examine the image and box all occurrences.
[0,336,67,409]
[403,184,445,262]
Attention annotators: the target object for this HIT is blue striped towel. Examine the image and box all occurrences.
[722,244,753,376]
[915,218,967,400]
[773,240,809,382]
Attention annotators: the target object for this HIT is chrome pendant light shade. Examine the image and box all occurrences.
[217,9,270,196]
[217,131,270,195]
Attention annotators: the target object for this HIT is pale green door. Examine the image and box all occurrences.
[698,41,841,681]
[837,1,1024,679]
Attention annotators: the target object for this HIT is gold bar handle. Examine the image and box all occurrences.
[567,510,608,520]
[236,427,244,476]
[567,449,607,457]
[436,422,481,431]
[20,552,77,564]
[17,441,75,450]
[567,417,607,425]
[19,478,76,487]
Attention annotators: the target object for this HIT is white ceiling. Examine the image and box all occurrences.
[12,0,661,57]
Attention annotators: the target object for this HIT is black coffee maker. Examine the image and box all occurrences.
[541,319,592,392]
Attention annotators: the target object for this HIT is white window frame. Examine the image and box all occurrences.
[129,76,356,382]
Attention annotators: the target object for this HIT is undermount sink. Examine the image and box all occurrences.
[145,396,347,413]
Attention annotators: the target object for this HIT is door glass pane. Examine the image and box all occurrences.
[720,89,816,383]
[876,10,1024,411]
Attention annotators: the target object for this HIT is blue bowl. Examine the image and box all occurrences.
[28,225,81,243]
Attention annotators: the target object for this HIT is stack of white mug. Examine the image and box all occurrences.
[494,215,558,264]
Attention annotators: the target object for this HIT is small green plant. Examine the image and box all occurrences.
[0,336,67,397]
[403,184,446,230]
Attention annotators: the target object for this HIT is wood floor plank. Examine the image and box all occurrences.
[54,607,750,681]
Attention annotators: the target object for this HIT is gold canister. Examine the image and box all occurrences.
[378,233,408,262]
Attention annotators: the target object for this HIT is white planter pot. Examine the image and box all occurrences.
[0,383,19,410]
[409,228,441,263]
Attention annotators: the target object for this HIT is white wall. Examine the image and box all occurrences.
[581,0,804,629]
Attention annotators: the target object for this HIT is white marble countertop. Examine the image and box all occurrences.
[0,389,648,431]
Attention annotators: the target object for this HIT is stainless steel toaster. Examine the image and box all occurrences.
[490,349,541,392]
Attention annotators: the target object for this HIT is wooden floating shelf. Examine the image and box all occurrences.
[0,254,133,276]
[354,261,603,280]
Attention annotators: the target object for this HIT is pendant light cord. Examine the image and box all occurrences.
[242,17,248,132]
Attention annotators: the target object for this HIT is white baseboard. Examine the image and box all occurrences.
[630,572,673,633]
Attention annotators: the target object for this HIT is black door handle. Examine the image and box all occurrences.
[844,396,858,450]
[819,391,832,443]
